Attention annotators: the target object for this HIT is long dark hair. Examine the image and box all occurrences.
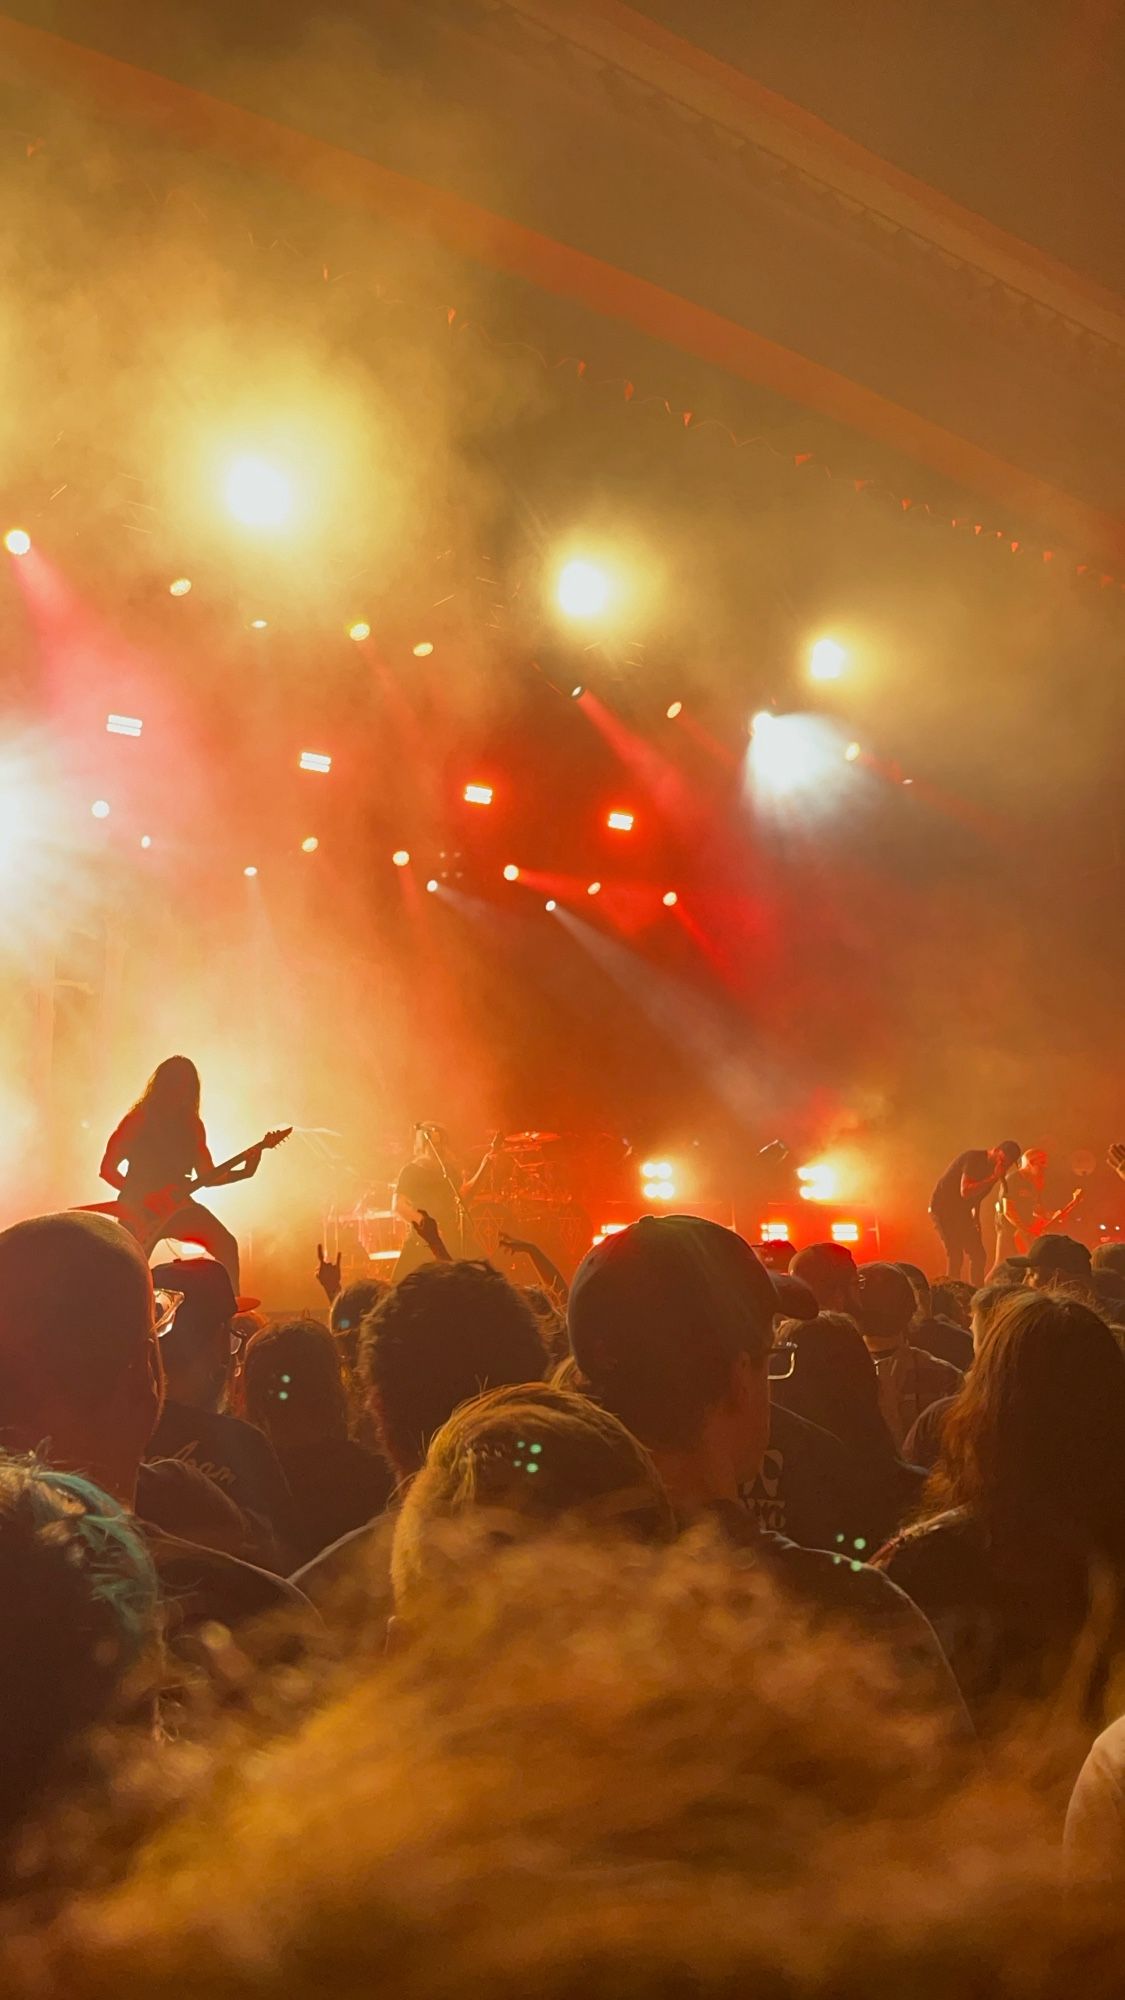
[926,1290,1125,1625]
[235,1319,351,1450]
[131,1057,201,1133]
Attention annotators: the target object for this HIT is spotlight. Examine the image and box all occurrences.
[90,799,110,819]
[4,528,31,556]
[809,637,847,681]
[760,1221,792,1242]
[797,1162,838,1201]
[662,891,678,908]
[569,684,584,700]
[301,836,319,853]
[643,1180,676,1201]
[666,700,682,720]
[243,865,258,878]
[249,618,268,630]
[139,835,152,849]
[349,621,371,642]
[641,1162,672,1179]
[300,751,332,774]
[503,864,520,882]
[607,810,634,832]
[224,454,292,530]
[426,878,439,893]
[107,714,142,739]
[748,712,821,794]
[556,558,611,620]
[392,850,411,868]
[831,1221,861,1245]
[463,783,493,807]
[169,577,192,597]
[844,742,861,762]
[545,898,557,912]
[587,881,601,896]
[412,641,434,658]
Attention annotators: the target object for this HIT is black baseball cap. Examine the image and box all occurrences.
[151,1256,238,1343]
[1009,1233,1092,1281]
[569,1215,789,1388]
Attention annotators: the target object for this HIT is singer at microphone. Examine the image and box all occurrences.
[392,1122,504,1279]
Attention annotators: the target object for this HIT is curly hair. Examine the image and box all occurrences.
[358,1262,546,1476]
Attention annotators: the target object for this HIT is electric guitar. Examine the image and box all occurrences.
[82,1127,292,1256]
[1028,1187,1084,1238]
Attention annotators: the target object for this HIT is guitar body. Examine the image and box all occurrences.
[77,1127,291,1257]
[1028,1189,1084,1239]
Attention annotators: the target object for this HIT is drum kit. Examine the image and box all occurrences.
[329,1130,620,1279]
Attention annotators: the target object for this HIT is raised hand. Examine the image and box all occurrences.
[316,1243,342,1302]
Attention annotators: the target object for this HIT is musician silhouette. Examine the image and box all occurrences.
[99,1058,260,1291]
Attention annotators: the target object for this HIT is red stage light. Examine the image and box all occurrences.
[607,810,634,832]
[503,864,520,882]
[300,751,332,774]
[831,1220,861,1245]
[464,783,493,806]
[760,1220,791,1242]
[662,890,678,908]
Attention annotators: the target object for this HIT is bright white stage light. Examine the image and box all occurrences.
[464,783,493,806]
[392,850,410,868]
[426,878,439,893]
[224,455,293,529]
[662,890,678,908]
[643,1179,676,1201]
[90,799,110,819]
[106,714,142,738]
[300,751,332,774]
[503,864,520,882]
[557,559,611,620]
[797,1161,838,1202]
[844,741,861,762]
[809,637,847,680]
[5,529,31,556]
[748,712,822,795]
[349,621,371,642]
[243,864,258,878]
[545,898,557,912]
[587,881,601,897]
[140,835,152,849]
[666,701,682,720]
[169,577,192,597]
[301,836,319,853]
[607,810,634,832]
[412,641,434,658]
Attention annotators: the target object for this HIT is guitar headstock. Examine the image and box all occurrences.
[260,1127,293,1151]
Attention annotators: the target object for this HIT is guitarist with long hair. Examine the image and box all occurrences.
[99,1057,262,1292]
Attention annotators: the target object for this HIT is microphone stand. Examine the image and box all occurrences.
[420,1128,471,1257]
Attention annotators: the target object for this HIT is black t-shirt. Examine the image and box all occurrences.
[744,1404,881,1553]
[931,1150,993,1218]
[147,1402,298,1566]
[901,1394,956,1472]
[914,1315,974,1372]
[276,1438,393,1569]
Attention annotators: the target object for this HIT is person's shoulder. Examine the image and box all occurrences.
[912,1345,963,1387]
[141,1522,314,1633]
[872,1508,977,1579]
[291,1511,395,1615]
[768,1401,852,1466]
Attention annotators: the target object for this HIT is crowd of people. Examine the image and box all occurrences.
[3,1145,1125,1994]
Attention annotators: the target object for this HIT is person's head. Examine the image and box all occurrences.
[930,1291,1125,1585]
[1020,1148,1048,1183]
[931,1281,971,1330]
[391,1383,676,1627]
[755,1238,796,1273]
[330,1280,388,1371]
[413,1122,450,1161]
[0,1454,160,1845]
[856,1262,917,1351]
[150,1257,238,1413]
[0,1213,161,1505]
[135,1055,200,1121]
[359,1262,546,1481]
[896,1262,931,1319]
[567,1217,780,1506]
[778,1312,898,1466]
[789,1242,862,1317]
[1092,1241,1125,1279]
[992,1141,1023,1175]
[234,1319,350,1451]
[969,1282,1027,1355]
[1012,1233,1093,1295]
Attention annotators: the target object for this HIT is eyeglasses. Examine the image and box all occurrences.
[153,1288,184,1338]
